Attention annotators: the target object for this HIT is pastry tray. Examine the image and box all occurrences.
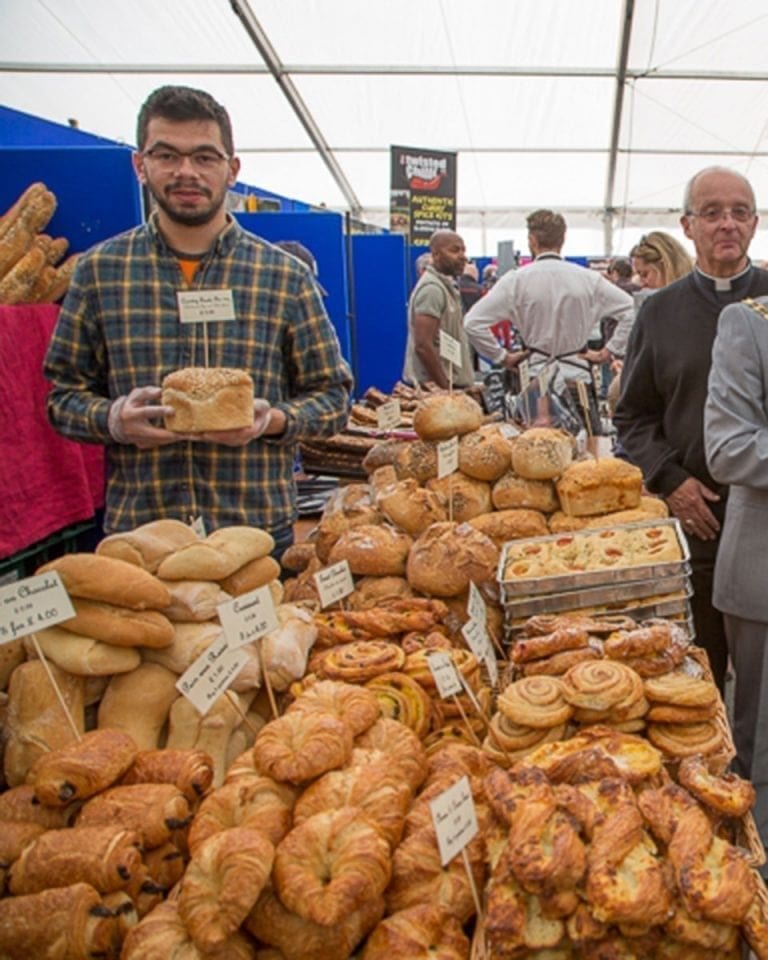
[497,517,690,600]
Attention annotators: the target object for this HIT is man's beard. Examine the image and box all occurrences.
[150,182,225,227]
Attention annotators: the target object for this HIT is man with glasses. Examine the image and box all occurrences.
[44,85,352,559]
[614,166,768,693]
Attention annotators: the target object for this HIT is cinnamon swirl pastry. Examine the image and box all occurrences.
[317,641,406,683]
[561,660,639,713]
[496,675,574,729]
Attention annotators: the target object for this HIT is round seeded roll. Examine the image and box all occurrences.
[426,472,492,523]
[406,521,499,597]
[328,523,413,576]
[511,427,575,480]
[412,392,484,441]
[458,424,515,481]
[492,470,559,513]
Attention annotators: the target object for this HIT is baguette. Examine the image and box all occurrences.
[157,525,275,580]
[41,252,79,302]
[0,185,56,279]
[0,243,46,304]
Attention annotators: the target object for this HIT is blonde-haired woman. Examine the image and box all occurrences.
[630,231,693,289]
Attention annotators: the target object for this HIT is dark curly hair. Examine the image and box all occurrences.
[136,85,234,156]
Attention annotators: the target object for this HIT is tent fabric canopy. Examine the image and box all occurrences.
[3,0,768,257]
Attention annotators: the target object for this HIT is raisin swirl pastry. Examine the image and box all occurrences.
[365,672,432,739]
[318,640,406,683]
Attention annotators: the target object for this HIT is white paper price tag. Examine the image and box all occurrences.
[217,585,278,649]
[189,515,207,538]
[314,560,355,608]
[429,775,479,865]
[461,617,492,663]
[176,633,249,716]
[376,399,401,432]
[0,572,75,645]
[428,651,463,698]
[439,329,462,367]
[177,289,236,323]
[437,436,459,479]
[467,582,487,625]
[518,358,531,391]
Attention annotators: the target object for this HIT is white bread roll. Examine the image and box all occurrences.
[26,626,141,676]
[36,553,172,611]
[328,523,413,577]
[426,472,493,523]
[280,541,317,574]
[376,477,447,536]
[492,471,559,513]
[160,580,232,622]
[458,424,515,481]
[97,663,180,751]
[4,660,85,787]
[413,392,484,441]
[95,519,199,573]
[511,427,575,480]
[259,605,318,692]
[143,621,223,675]
[157,526,274,581]
[162,366,254,433]
[468,508,549,547]
[60,599,175,648]
[555,457,643,517]
[406,521,499,597]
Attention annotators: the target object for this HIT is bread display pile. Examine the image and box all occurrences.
[0,181,78,305]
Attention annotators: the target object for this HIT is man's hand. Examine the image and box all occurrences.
[665,476,721,541]
[193,400,286,447]
[108,386,180,449]
[501,349,530,370]
[581,347,611,365]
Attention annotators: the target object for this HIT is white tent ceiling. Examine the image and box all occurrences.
[3,0,768,258]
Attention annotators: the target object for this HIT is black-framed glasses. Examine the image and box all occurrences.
[141,147,230,172]
[686,206,755,224]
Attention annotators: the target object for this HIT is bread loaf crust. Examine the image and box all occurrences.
[555,457,643,517]
[37,552,172,610]
[162,366,254,432]
[413,392,484,441]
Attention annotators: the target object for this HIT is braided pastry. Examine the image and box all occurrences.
[273,806,391,926]
[361,904,469,960]
[253,709,353,784]
[365,672,432,738]
[646,720,724,759]
[287,679,381,736]
[561,659,639,712]
[496,675,573,729]
[678,755,756,818]
[317,641,406,682]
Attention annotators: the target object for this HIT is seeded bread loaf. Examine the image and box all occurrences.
[162,367,254,433]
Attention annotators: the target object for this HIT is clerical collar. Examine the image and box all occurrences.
[694,260,752,292]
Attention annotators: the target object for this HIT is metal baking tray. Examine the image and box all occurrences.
[497,517,690,599]
[501,571,691,618]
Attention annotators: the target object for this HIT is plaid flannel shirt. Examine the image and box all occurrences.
[44,215,352,534]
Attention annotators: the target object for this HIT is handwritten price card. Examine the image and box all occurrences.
[217,586,278,650]
[439,330,463,368]
[437,436,459,479]
[0,572,75,644]
[428,651,463,698]
[314,560,355,608]
[376,399,401,432]
[177,289,236,323]
[176,632,248,715]
[429,775,479,865]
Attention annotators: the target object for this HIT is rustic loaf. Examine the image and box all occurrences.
[162,366,254,432]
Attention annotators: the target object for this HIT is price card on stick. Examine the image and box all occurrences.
[217,585,278,649]
[177,290,236,324]
[429,775,479,866]
[427,651,463,698]
[467,582,487,626]
[314,560,355,608]
[437,436,459,479]
[439,330,463,369]
[176,633,249,716]
[376,399,401,432]
[0,572,75,644]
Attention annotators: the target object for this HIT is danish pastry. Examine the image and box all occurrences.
[644,672,718,708]
[510,626,591,663]
[561,659,639,713]
[520,645,601,677]
[646,720,724,759]
[365,671,432,739]
[678,755,756,818]
[317,641,406,683]
[361,903,470,960]
[274,806,391,926]
[253,709,353,784]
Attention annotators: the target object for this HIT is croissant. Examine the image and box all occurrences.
[77,783,191,850]
[287,679,381,736]
[9,824,142,896]
[29,728,138,806]
[274,806,391,926]
[121,748,214,805]
[121,897,257,959]
[361,903,469,960]
[0,882,120,960]
[187,775,295,853]
[253,708,353,784]
[354,717,428,791]
[178,827,274,951]
[246,884,384,960]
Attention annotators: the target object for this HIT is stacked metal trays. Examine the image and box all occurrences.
[497,517,693,632]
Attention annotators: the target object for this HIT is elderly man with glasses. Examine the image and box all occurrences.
[614,166,768,694]
[44,85,352,562]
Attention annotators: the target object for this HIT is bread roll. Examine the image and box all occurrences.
[426,472,492,523]
[376,477,447,535]
[348,576,414,609]
[3,660,84,787]
[166,691,252,787]
[157,525,274,580]
[363,439,409,475]
[97,663,180,751]
[143,620,223,674]
[259,605,318,692]
[60,598,175,647]
[95,519,199,573]
[458,424,515,481]
[468,508,549,546]
[219,555,281,597]
[510,426,574,480]
[280,541,317,573]
[162,366,254,432]
[315,484,383,563]
[160,579,232,622]
[328,523,413,577]
[406,521,499,597]
[25,625,142,675]
[36,553,172,610]
[0,638,24,690]
[555,457,643,517]
[393,440,439,483]
[413,392,483,441]
[492,470,559,513]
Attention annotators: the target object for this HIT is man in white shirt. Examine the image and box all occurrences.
[463,210,634,382]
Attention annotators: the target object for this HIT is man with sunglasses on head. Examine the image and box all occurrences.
[44,85,352,560]
[614,166,768,694]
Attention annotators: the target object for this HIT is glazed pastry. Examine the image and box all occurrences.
[678,755,756,818]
